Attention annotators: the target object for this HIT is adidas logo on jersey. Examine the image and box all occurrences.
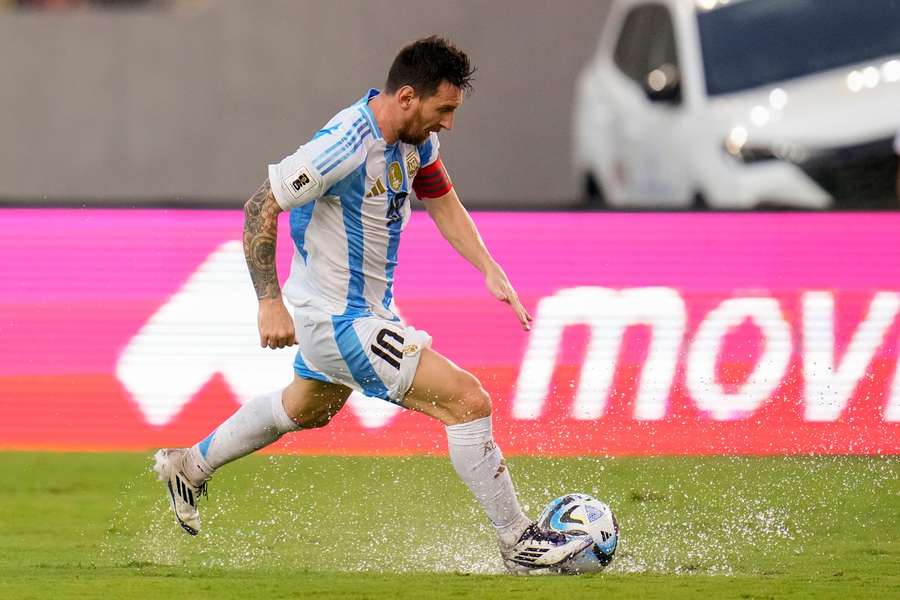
[366,178,387,198]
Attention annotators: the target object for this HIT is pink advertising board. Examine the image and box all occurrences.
[1,208,899,455]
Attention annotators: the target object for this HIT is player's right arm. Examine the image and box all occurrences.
[243,179,296,349]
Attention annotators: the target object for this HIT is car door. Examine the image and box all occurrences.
[609,3,693,207]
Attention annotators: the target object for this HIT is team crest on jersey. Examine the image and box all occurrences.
[388,161,404,192]
[366,177,387,198]
[405,151,420,179]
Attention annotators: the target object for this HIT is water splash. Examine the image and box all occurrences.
[99,454,898,576]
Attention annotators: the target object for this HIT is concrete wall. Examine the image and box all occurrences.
[0,1,610,207]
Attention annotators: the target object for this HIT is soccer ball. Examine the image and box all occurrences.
[537,493,619,574]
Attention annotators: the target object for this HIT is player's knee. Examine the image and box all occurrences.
[451,371,492,423]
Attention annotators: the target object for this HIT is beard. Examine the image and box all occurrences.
[396,122,430,145]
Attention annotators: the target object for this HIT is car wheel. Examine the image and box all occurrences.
[583,173,608,209]
[691,192,708,211]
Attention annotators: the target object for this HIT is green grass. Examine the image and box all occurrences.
[1,452,898,599]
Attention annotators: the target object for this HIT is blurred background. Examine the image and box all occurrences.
[2,0,899,454]
[1,0,899,209]
[0,0,611,209]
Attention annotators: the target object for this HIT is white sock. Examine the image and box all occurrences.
[184,390,301,484]
[445,416,528,539]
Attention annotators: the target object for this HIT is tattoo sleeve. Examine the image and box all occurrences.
[243,179,282,300]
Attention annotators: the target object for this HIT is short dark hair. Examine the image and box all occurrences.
[385,36,475,98]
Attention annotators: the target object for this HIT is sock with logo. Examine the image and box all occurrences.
[445,415,528,540]
[182,390,301,485]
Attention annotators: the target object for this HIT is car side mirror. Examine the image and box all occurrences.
[643,63,681,104]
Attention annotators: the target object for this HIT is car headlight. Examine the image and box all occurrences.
[726,145,779,163]
[724,127,810,164]
[723,126,774,163]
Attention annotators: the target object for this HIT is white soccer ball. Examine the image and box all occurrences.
[537,493,619,574]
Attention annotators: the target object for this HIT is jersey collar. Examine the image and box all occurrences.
[360,88,384,141]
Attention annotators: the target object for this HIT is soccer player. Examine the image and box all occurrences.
[153,36,588,572]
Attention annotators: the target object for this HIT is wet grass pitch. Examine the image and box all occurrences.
[2,452,898,598]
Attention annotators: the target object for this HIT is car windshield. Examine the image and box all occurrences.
[697,0,900,96]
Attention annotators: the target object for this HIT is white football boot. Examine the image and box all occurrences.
[500,521,593,574]
[152,448,208,536]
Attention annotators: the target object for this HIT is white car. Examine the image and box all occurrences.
[573,0,900,209]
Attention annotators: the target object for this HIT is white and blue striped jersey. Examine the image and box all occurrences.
[268,89,441,319]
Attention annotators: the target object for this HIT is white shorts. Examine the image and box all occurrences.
[292,307,432,405]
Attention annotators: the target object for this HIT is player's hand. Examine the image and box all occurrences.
[484,264,533,331]
[257,297,297,349]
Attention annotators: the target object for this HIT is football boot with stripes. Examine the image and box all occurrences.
[152,448,207,536]
[500,522,593,573]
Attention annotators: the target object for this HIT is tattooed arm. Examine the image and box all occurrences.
[243,179,297,349]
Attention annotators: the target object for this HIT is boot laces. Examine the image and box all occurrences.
[518,523,566,546]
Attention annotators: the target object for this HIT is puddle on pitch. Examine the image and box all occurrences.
[98,455,899,576]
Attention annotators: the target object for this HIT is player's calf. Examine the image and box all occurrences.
[282,378,352,429]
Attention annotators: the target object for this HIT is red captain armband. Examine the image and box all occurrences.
[412,157,454,199]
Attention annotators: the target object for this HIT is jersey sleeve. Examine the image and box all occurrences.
[268,115,371,210]
[412,133,454,199]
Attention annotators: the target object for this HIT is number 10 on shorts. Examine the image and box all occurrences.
[371,329,405,370]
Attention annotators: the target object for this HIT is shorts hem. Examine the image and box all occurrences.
[293,368,332,383]
[392,329,433,405]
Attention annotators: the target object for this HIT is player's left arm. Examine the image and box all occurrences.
[421,183,533,331]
